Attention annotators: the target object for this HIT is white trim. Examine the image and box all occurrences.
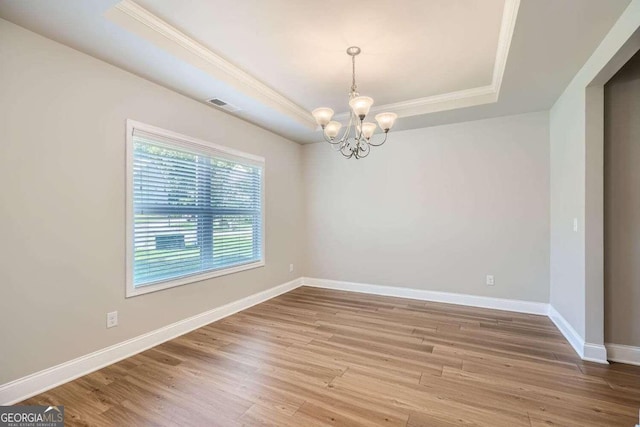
[108,0,519,124]
[335,0,520,120]
[302,277,548,315]
[125,120,134,296]
[125,119,266,298]
[127,120,265,164]
[583,342,608,363]
[0,278,304,405]
[107,1,317,130]
[548,305,609,364]
[333,85,497,121]
[548,305,585,358]
[126,261,266,298]
[491,0,520,94]
[606,343,640,366]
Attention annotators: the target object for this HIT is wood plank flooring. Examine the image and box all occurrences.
[22,287,640,426]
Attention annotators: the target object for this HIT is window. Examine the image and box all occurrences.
[126,120,264,297]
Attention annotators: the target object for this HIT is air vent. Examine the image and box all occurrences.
[206,98,241,112]
[208,98,227,106]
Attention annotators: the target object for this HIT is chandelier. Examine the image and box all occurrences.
[312,46,398,159]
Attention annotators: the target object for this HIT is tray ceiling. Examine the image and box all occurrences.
[133,0,507,112]
[0,0,632,143]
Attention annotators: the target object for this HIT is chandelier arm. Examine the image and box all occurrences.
[340,145,354,158]
[340,139,349,151]
[358,140,371,158]
[333,139,347,152]
[366,131,389,147]
[321,132,342,145]
[328,111,354,145]
[352,116,363,142]
[341,138,354,158]
[341,113,354,142]
[321,111,355,145]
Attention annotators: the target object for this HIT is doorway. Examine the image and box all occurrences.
[604,49,640,364]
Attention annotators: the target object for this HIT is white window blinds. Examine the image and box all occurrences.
[127,122,264,296]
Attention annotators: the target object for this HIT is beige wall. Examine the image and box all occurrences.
[303,112,550,303]
[0,20,304,384]
[550,0,640,349]
[549,84,588,338]
[604,50,640,347]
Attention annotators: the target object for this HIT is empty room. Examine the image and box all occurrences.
[1,0,640,426]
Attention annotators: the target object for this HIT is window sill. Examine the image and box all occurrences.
[125,260,265,298]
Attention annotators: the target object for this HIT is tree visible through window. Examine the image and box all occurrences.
[127,123,264,295]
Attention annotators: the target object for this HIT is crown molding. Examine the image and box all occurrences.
[108,0,519,128]
[492,0,520,93]
[333,85,498,121]
[107,0,317,130]
[334,0,520,121]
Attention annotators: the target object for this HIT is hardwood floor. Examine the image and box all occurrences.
[22,287,640,426]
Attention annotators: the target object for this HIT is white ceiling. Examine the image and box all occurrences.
[0,0,633,143]
[134,0,505,111]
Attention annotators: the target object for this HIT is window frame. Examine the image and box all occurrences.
[125,119,265,298]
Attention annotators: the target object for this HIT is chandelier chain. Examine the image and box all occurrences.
[351,54,357,94]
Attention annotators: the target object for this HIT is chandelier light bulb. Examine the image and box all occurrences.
[312,107,334,127]
[361,122,377,140]
[324,121,342,139]
[375,112,398,132]
[349,96,374,119]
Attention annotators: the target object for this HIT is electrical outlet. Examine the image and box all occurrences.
[486,275,495,286]
[107,311,118,328]
[573,218,578,232]
[289,264,294,273]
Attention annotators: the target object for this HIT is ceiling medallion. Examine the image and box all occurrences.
[312,46,398,159]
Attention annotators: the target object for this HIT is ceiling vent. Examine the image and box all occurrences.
[206,98,241,112]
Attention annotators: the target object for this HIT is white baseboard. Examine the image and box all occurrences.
[583,343,608,364]
[548,305,585,358]
[1,276,620,405]
[302,277,549,315]
[0,277,304,405]
[548,305,608,364]
[606,343,640,366]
